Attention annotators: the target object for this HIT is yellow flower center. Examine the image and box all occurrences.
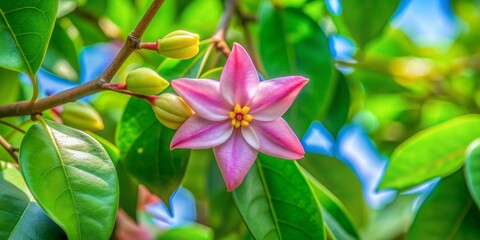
[228,104,254,128]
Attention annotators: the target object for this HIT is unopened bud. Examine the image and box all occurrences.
[59,102,104,131]
[157,30,200,60]
[126,68,169,96]
[151,93,194,129]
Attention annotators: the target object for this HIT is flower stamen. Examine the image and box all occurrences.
[229,104,254,128]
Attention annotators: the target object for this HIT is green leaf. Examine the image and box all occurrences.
[465,139,480,209]
[116,98,190,207]
[116,160,138,222]
[341,0,401,48]
[303,169,359,240]
[362,194,418,240]
[323,72,351,135]
[182,150,212,201]
[87,132,138,220]
[0,168,65,239]
[43,21,80,81]
[200,67,223,80]
[233,154,325,240]
[0,68,20,105]
[299,154,369,228]
[380,115,480,190]
[20,120,119,240]
[87,131,120,164]
[0,0,59,75]
[407,170,480,239]
[207,160,243,237]
[158,223,214,240]
[67,13,108,46]
[259,4,335,135]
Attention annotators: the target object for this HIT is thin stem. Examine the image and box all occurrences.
[102,82,127,91]
[0,0,166,118]
[140,42,158,51]
[200,38,213,45]
[235,2,265,76]
[211,0,237,57]
[35,114,48,128]
[0,119,26,134]
[196,43,215,78]
[0,135,19,163]
[30,74,39,106]
[102,82,149,99]
[6,120,31,139]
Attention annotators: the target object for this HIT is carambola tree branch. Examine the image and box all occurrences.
[0,134,19,163]
[0,0,166,118]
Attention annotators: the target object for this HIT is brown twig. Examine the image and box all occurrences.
[0,119,26,134]
[0,0,166,118]
[235,2,265,76]
[211,0,237,57]
[0,135,19,163]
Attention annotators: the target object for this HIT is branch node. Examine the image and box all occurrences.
[128,34,141,49]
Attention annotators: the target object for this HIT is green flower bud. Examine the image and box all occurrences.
[151,93,194,129]
[157,30,200,60]
[126,68,169,96]
[59,102,104,131]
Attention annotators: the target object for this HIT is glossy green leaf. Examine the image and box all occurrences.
[323,72,351,135]
[182,149,212,201]
[200,67,223,80]
[158,223,214,240]
[407,170,480,239]
[465,139,480,209]
[259,4,335,135]
[0,168,65,239]
[116,98,190,207]
[87,131,120,164]
[43,21,80,81]
[341,0,401,48]
[299,154,369,228]
[233,154,325,240]
[207,160,243,237]
[0,0,59,75]
[304,169,359,240]
[67,13,108,46]
[380,115,480,190]
[0,68,20,105]
[88,132,138,220]
[362,194,418,240]
[116,160,138,221]
[20,120,119,240]
[76,0,107,18]
[57,0,85,17]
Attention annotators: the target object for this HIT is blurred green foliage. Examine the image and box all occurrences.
[2,0,480,239]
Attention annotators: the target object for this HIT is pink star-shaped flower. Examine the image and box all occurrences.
[170,43,308,191]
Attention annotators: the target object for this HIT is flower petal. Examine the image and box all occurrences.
[170,115,233,149]
[241,126,260,150]
[250,76,308,121]
[171,78,231,121]
[213,130,258,191]
[250,118,304,159]
[220,43,259,106]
